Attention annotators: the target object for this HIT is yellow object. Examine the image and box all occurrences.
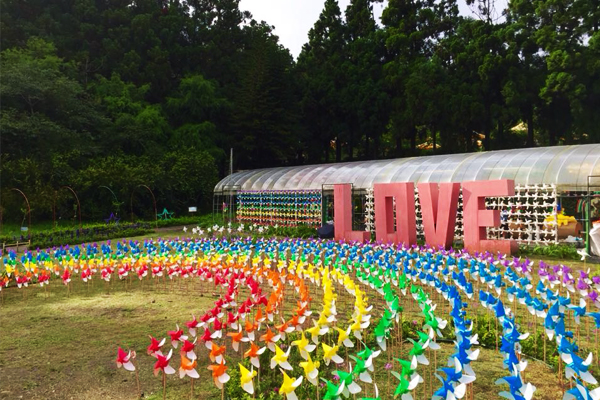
[545,211,577,227]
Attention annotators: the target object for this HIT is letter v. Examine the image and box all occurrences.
[418,183,460,249]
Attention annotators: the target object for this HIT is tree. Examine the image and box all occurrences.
[297,0,348,163]
[231,23,299,168]
[344,0,389,160]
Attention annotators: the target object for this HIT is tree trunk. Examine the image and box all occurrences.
[526,108,534,147]
[336,136,342,162]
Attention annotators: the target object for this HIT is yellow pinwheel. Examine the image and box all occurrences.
[335,326,354,348]
[270,344,292,370]
[306,320,328,344]
[299,355,320,385]
[322,343,344,366]
[291,331,316,360]
[238,363,257,395]
[279,370,303,400]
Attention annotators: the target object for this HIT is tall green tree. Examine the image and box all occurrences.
[297,0,348,162]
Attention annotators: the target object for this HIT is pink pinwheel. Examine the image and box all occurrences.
[116,347,136,371]
[147,335,166,357]
[168,324,188,349]
[153,349,176,376]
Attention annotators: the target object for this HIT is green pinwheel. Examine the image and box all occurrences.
[321,379,344,400]
[391,370,420,400]
[349,355,372,383]
[334,368,362,397]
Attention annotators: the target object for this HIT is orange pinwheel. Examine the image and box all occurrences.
[179,353,199,379]
[244,341,266,368]
[260,327,281,352]
[209,342,227,364]
[227,329,246,352]
[244,319,258,341]
[207,359,230,390]
[275,321,294,341]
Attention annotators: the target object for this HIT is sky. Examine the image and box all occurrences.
[238,0,508,59]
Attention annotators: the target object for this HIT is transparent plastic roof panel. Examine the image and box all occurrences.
[214,144,600,194]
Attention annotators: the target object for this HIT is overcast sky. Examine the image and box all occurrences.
[238,0,508,58]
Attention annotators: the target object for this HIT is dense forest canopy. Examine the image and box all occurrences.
[1,0,599,222]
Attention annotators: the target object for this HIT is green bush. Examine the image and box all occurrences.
[518,243,580,260]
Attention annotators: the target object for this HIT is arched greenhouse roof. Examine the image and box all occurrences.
[214,144,600,194]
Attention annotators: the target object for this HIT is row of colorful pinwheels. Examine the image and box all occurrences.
[237,190,322,227]
[2,235,599,399]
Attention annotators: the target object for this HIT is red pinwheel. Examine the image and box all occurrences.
[62,268,71,285]
[153,349,175,376]
[116,347,136,371]
[186,315,200,337]
[227,312,239,330]
[168,324,188,349]
[200,328,214,349]
[181,339,197,361]
[147,335,166,357]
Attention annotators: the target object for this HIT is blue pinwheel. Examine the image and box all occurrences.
[495,374,536,400]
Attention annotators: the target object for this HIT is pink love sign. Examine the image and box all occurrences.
[333,180,517,255]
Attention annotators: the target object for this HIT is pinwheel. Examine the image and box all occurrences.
[391,369,420,400]
[209,342,227,364]
[244,342,266,369]
[346,355,372,384]
[299,354,320,385]
[207,359,230,390]
[306,319,328,344]
[147,336,166,357]
[334,367,362,397]
[432,370,467,400]
[115,347,136,371]
[335,326,354,348]
[168,324,188,349]
[495,375,535,400]
[279,370,303,400]
[260,327,281,353]
[322,343,344,366]
[291,331,316,360]
[227,329,245,352]
[185,315,200,337]
[270,344,292,370]
[568,299,587,324]
[239,363,257,394]
[562,351,597,385]
[564,380,600,400]
[179,353,199,378]
[153,349,175,376]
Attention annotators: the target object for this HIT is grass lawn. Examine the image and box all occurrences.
[0,265,572,400]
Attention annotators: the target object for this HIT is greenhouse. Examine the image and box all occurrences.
[214,144,600,251]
